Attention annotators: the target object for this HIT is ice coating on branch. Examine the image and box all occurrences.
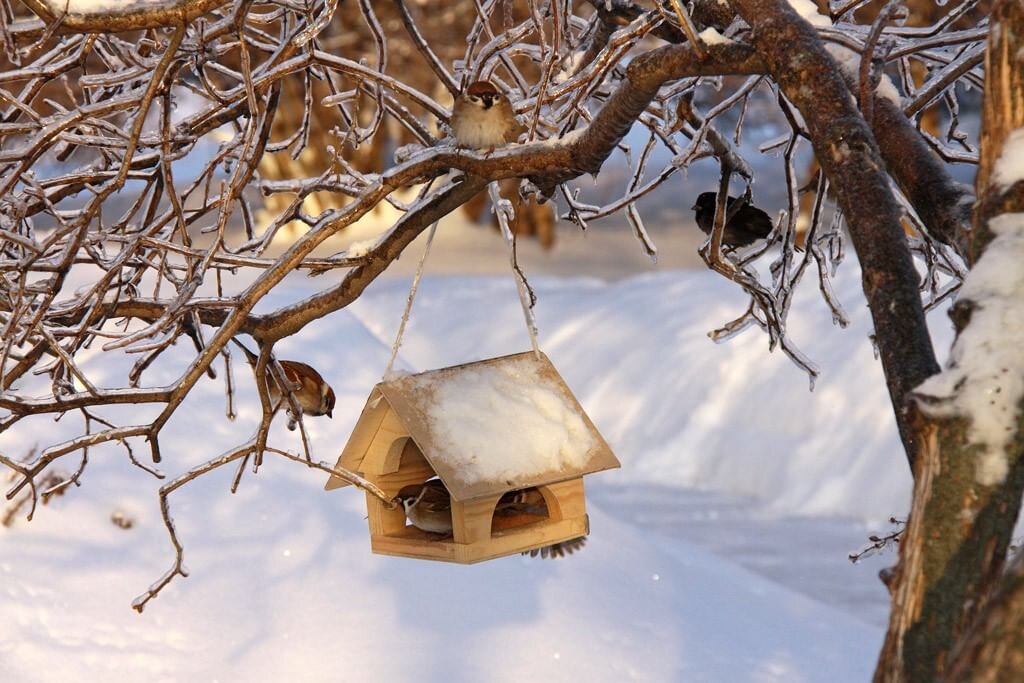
[41,0,190,13]
[50,0,127,10]
[394,143,427,164]
[423,357,595,486]
[916,212,1024,486]
[992,128,1024,189]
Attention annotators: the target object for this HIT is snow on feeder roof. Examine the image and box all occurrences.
[326,351,619,502]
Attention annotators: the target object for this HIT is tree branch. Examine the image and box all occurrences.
[728,0,939,467]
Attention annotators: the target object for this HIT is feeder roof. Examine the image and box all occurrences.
[337,351,619,501]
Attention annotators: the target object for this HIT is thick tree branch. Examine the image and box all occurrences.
[873,95,973,259]
[944,551,1024,681]
[728,0,939,467]
[875,2,1024,679]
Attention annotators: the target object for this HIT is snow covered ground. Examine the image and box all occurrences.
[0,237,954,680]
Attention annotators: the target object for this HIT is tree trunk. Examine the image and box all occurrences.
[874,2,1024,680]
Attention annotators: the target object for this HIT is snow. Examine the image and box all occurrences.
[788,0,832,27]
[992,128,1024,189]
[916,212,1024,485]
[699,27,734,46]
[542,128,585,146]
[826,45,903,106]
[345,236,380,258]
[554,51,588,84]
[1,260,953,679]
[415,355,596,486]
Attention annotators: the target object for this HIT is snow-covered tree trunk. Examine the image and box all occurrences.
[875,2,1024,680]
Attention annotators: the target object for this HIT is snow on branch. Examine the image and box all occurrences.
[916,210,1024,485]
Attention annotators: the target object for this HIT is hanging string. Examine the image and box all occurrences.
[489,182,541,358]
[383,220,439,379]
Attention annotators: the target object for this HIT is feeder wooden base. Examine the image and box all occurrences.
[370,515,590,564]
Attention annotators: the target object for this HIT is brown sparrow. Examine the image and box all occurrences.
[398,480,454,535]
[231,339,335,431]
[450,80,524,149]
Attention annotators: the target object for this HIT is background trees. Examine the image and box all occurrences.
[0,0,1017,678]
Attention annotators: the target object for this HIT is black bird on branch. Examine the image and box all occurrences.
[692,192,774,249]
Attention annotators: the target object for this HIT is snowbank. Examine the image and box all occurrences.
[0,267,950,679]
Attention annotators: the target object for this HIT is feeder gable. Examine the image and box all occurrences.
[325,352,619,499]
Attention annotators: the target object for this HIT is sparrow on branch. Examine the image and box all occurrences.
[450,80,524,149]
[231,339,335,431]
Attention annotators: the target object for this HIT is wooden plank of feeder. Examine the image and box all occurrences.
[365,407,408,474]
[461,514,589,563]
[490,510,548,532]
[371,527,460,562]
[325,388,389,490]
[450,494,503,545]
[372,444,436,498]
[540,479,586,520]
[365,493,406,537]
[377,351,620,502]
[370,515,589,564]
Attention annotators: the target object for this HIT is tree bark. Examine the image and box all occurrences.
[944,551,1024,682]
[875,2,1024,680]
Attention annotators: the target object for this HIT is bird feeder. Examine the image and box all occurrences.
[325,351,620,563]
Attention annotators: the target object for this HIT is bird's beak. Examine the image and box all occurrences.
[690,204,697,210]
[327,409,333,418]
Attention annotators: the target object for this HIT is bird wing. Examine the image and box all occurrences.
[522,536,588,559]
[416,480,452,511]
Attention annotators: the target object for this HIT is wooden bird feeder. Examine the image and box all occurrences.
[325,351,620,563]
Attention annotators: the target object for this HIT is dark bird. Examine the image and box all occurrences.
[692,192,774,248]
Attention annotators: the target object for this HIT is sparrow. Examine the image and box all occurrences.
[397,480,453,535]
[450,80,524,149]
[396,481,588,559]
[692,192,774,249]
[231,339,335,431]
